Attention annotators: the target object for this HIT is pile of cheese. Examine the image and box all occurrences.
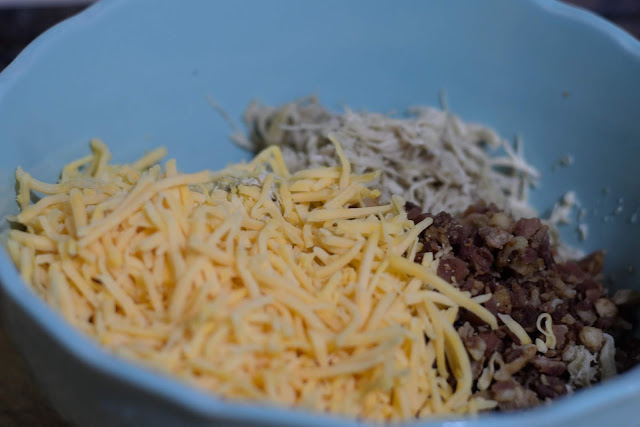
[7,138,498,422]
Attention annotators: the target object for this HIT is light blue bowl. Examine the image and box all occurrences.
[0,1,639,426]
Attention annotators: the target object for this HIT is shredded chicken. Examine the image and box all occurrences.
[234,97,540,218]
[599,333,617,380]
[564,345,598,387]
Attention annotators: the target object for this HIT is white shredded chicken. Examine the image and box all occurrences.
[234,97,540,218]
[599,333,617,381]
[564,345,598,387]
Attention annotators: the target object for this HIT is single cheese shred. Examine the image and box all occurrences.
[7,138,498,422]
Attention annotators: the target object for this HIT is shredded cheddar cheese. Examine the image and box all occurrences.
[536,313,556,352]
[7,138,498,422]
[497,313,532,346]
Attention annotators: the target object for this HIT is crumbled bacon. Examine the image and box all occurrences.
[408,201,640,411]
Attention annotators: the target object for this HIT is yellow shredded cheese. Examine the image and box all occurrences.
[536,313,556,351]
[497,313,532,345]
[7,138,498,421]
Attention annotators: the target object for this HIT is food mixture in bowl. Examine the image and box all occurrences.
[4,99,638,422]
[238,98,640,409]
[406,202,640,409]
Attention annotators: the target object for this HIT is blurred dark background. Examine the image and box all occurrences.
[0,4,87,71]
[564,0,640,38]
[0,0,638,426]
[0,1,639,72]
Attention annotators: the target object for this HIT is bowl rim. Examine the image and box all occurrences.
[0,0,639,426]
